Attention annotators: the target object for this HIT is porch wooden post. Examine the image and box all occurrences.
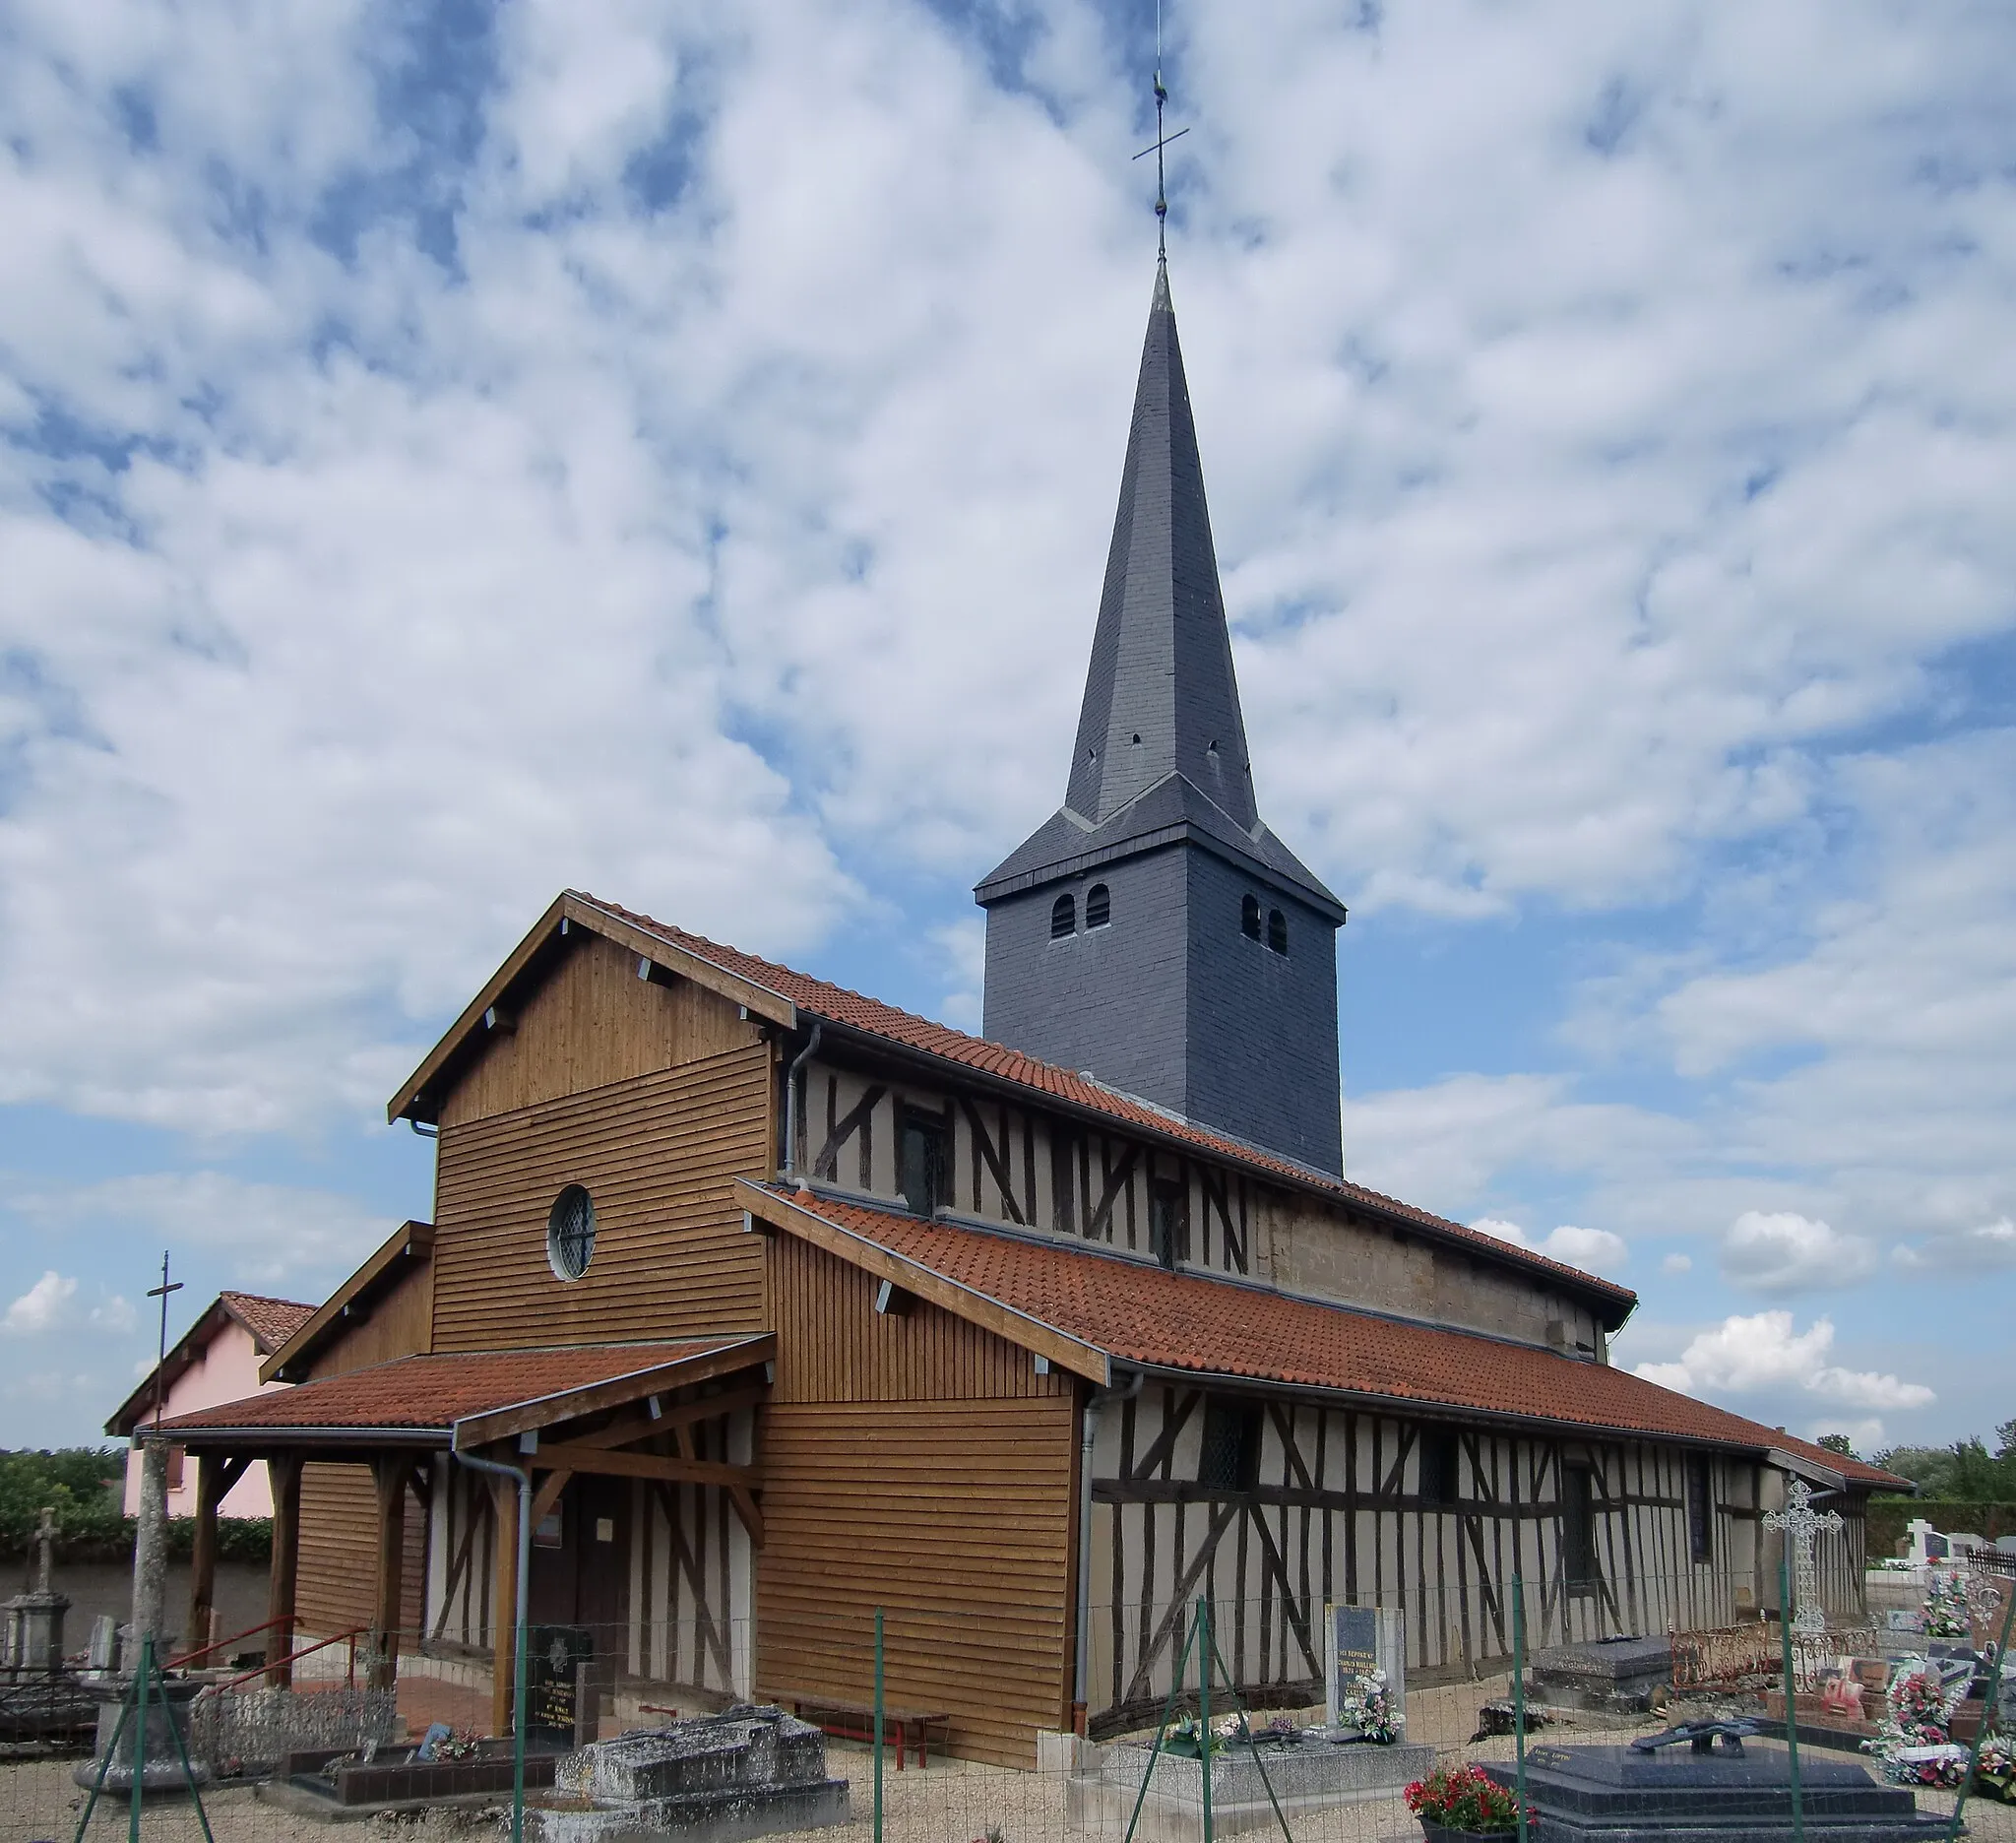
[187,1452,224,1658]
[371,1456,413,1691]
[266,1452,302,1688]
[490,1474,521,1738]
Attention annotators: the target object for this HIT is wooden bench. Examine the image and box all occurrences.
[786,1698,952,1769]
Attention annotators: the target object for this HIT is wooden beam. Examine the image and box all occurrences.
[528,1469,572,1532]
[187,1453,226,1660]
[534,1441,757,1490]
[265,1454,301,1689]
[737,1179,1110,1383]
[490,1475,520,1739]
[556,1385,766,1455]
[371,1456,412,1690]
[453,1336,775,1449]
[728,1484,766,1550]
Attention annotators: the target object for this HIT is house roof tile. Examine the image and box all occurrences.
[152,1337,763,1440]
[579,892,1637,1319]
[219,1293,316,1353]
[744,1183,1909,1493]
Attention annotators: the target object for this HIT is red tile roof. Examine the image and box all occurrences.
[578,893,1636,1316]
[743,1183,1909,1493]
[154,1338,761,1438]
[220,1292,316,1353]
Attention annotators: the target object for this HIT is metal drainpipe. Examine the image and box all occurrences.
[453,1439,534,1843]
[1075,1368,1145,1723]
[782,1022,823,1183]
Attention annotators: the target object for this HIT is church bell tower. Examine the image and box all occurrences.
[975,261,1347,1176]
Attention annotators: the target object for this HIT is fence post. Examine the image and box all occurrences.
[1778,1543,1804,1843]
[873,1607,885,1843]
[1197,1597,1213,1843]
[1513,1574,1528,1843]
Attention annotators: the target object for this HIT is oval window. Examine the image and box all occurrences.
[546,1183,597,1281]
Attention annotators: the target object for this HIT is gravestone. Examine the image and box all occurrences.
[1483,1734,1953,1843]
[1526,1634,1673,1715]
[530,1704,848,1843]
[3,1508,71,1674]
[1324,1603,1405,1735]
[86,1616,118,1676]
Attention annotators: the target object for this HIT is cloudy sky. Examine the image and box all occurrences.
[2,0,2010,1456]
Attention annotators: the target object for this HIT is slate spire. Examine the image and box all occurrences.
[1064,262,1258,831]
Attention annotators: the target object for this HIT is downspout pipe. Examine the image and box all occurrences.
[454,1437,534,1843]
[783,1022,823,1184]
[1074,1367,1146,1726]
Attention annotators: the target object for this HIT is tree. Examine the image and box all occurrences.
[1818,1433,1859,1460]
[1996,1418,2016,1463]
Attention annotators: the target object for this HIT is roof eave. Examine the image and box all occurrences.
[793,1015,1633,1322]
[260,1221,436,1384]
[386,891,799,1125]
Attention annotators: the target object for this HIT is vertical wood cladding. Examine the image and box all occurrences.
[1087,1390,1841,1735]
[431,1046,772,1350]
[758,1235,1076,1767]
[439,932,766,1128]
[297,1462,426,1641]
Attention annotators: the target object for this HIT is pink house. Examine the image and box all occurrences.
[109,1293,314,1518]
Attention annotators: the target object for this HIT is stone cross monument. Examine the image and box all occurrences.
[1765,1476,1844,1637]
[4,1504,71,1673]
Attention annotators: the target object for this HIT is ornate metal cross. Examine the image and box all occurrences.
[1765,1476,1844,1637]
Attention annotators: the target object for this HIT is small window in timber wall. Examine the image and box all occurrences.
[1085,883,1111,928]
[1686,1454,1713,1564]
[1051,893,1076,939]
[1267,908,1289,955]
[546,1183,597,1281]
[899,1108,949,1217]
[1149,1180,1187,1270]
[1198,1398,1264,1493]
[1419,1429,1462,1506]
[1241,894,1261,940]
[1560,1464,1597,1586]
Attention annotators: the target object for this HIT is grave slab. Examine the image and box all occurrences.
[1482,1737,1954,1843]
[1527,1636,1673,1714]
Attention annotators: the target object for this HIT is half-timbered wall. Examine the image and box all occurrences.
[756,1233,1078,1768]
[1087,1384,1772,1734]
[430,1045,772,1350]
[795,1057,1610,1351]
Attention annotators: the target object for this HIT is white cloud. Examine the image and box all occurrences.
[12,1174,392,1289]
[1661,1252,1692,1275]
[1472,1216,1627,1274]
[1892,1219,2016,1271]
[1634,1310,1934,1415]
[3,1273,77,1335]
[1721,1210,1877,1295]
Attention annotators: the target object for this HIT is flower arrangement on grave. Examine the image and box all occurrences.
[1404,1763,1534,1836]
[1923,1567,1973,1641]
[1973,1733,2016,1805]
[1335,1669,1399,1745]
[1863,1655,1971,1786]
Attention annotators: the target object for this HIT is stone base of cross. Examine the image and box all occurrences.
[1765,1476,1845,1637]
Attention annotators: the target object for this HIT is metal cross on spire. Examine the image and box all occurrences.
[1132,0,1189,261]
[1764,1475,1844,1638]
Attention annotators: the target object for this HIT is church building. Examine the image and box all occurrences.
[155,259,1905,1766]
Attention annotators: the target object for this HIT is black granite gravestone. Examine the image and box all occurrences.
[1482,1739,1955,1843]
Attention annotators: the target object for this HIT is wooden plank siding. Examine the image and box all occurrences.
[757,1234,1078,1767]
[438,930,767,1129]
[431,1045,773,1350]
[298,1462,426,1643]
[1085,1387,1829,1736]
